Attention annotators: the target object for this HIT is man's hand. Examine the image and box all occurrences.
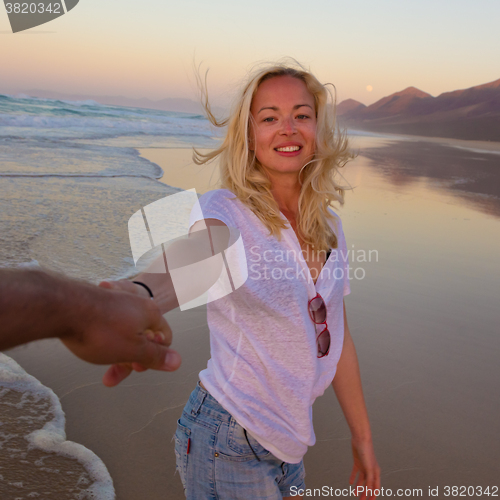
[60,280,181,387]
[0,268,181,387]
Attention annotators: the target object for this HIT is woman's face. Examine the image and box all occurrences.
[249,75,317,181]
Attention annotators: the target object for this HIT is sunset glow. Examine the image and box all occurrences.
[1,0,499,106]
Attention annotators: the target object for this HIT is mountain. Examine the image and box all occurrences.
[337,99,366,115]
[354,87,432,119]
[339,78,500,142]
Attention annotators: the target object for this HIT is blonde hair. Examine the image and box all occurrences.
[194,59,353,251]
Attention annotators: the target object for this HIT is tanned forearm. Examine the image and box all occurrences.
[0,268,101,351]
[332,301,373,443]
[333,301,380,498]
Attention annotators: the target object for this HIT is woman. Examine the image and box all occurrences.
[105,61,380,499]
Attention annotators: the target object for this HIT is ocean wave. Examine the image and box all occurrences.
[48,98,105,108]
[0,113,214,139]
[1,93,108,108]
[0,93,217,143]
[0,91,213,281]
[0,354,115,499]
[0,172,163,180]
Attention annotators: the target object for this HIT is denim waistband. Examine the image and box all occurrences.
[187,381,233,424]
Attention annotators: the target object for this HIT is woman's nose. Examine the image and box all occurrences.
[280,117,296,135]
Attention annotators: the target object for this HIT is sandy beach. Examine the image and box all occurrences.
[138,148,221,195]
[4,133,500,499]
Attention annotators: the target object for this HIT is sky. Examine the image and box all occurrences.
[1,0,499,106]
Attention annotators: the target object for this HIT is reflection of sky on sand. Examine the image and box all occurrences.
[340,141,500,305]
[356,137,500,217]
[324,138,500,491]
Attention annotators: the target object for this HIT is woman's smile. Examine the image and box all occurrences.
[274,142,303,156]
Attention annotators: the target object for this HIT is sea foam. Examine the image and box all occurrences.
[0,354,115,499]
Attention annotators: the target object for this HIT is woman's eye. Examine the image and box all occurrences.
[297,114,310,120]
[263,117,275,123]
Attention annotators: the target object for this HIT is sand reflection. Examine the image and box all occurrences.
[356,136,500,218]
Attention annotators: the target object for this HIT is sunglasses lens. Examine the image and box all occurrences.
[317,328,330,357]
[309,296,326,324]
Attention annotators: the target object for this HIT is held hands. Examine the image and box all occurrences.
[99,279,181,386]
[61,279,181,387]
[349,438,381,500]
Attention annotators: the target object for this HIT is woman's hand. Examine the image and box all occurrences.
[99,279,150,298]
[349,438,381,500]
[332,302,381,499]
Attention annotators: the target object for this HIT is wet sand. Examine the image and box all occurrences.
[138,148,221,195]
[6,134,500,498]
[0,386,96,499]
[6,306,209,500]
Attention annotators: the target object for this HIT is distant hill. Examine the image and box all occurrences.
[337,99,366,115]
[9,89,227,117]
[338,78,500,142]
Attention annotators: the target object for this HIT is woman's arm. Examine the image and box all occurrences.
[332,300,381,500]
[103,218,231,314]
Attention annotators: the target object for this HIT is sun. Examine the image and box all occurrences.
[366,85,373,92]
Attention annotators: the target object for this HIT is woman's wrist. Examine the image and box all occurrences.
[350,427,373,445]
[132,274,179,313]
[132,281,154,299]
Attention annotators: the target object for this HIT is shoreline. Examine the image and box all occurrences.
[138,147,220,194]
[347,128,500,154]
[139,132,500,198]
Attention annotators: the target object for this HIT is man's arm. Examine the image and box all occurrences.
[332,301,381,500]
[0,267,98,349]
[0,268,181,385]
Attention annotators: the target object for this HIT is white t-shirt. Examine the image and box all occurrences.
[189,189,351,463]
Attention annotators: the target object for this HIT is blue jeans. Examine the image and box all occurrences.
[174,382,306,499]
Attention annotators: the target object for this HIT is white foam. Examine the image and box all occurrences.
[15,259,41,269]
[450,144,500,156]
[0,112,213,136]
[0,354,115,499]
